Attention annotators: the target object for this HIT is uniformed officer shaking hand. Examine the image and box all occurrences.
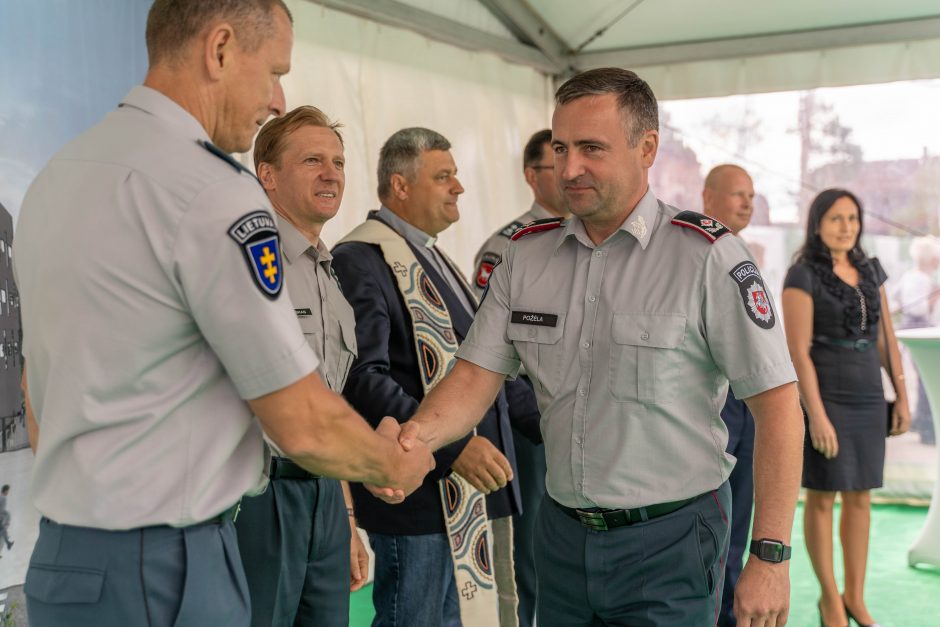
[15,2,433,626]
[395,68,805,627]
[234,106,370,627]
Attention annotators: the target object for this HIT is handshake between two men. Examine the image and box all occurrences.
[251,364,509,505]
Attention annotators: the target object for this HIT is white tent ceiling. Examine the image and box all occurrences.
[310,0,940,98]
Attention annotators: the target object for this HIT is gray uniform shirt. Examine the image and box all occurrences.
[267,217,358,457]
[14,86,318,529]
[472,202,554,298]
[456,188,796,509]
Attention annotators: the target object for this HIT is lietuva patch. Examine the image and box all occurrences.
[671,210,731,243]
[228,210,283,299]
[475,252,500,288]
[511,311,558,327]
[510,217,564,241]
[730,261,774,329]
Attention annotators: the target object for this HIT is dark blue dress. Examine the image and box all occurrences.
[784,258,888,491]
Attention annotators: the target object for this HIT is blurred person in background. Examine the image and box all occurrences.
[893,236,940,445]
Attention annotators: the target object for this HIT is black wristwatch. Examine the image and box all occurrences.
[749,538,792,563]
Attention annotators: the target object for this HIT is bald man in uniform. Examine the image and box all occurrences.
[702,164,759,627]
[14,2,432,625]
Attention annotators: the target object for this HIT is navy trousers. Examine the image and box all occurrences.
[511,425,546,627]
[534,484,731,627]
[26,515,249,626]
[718,389,755,627]
[235,477,350,627]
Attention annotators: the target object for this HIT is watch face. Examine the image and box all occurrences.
[759,541,784,562]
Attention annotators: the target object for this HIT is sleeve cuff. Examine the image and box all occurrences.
[455,343,521,379]
[730,360,798,400]
[234,339,320,400]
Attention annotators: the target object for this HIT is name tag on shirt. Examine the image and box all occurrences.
[511,311,558,327]
[295,308,313,317]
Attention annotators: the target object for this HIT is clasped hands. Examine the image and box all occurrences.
[365,419,513,504]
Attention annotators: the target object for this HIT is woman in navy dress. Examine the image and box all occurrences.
[782,189,910,627]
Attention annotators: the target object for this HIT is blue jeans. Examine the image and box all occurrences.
[368,532,461,627]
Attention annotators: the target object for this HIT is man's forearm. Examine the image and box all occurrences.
[410,359,506,451]
[250,372,419,488]
[746,382,804,542]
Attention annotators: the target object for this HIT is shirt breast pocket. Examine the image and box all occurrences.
[506,313,566,394]
[610,313,687,403]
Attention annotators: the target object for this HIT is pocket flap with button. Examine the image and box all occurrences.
[25,565,105,604]
[611,313,686,348]
[298,315,321,335]
[506,312,566,344]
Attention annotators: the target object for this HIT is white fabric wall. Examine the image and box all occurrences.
[251,0,553,276]
[637,38,940,100]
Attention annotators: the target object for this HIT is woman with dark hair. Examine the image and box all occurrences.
[782,189,910,626]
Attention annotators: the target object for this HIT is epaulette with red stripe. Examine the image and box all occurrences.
[510,217,564,241]
[671,211,731,243]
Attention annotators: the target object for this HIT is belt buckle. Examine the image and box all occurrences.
[576,509,608,531]
[853,339,868,351]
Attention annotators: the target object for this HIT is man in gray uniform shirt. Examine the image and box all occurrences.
[472,128,568,627]
[14,2,432,625]
[235,106,368,626]
[396,68,805,626]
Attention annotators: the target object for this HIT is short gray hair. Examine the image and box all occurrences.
[555,67,659,147]
[377,128,451,200]
[146,0,292,67]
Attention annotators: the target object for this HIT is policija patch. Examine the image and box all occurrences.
[228,210,283,299]
[475,252,500,289]
[729,261,774,329]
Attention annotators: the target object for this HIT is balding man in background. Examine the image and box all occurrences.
[14,1,432,625]
[702,164,758,627]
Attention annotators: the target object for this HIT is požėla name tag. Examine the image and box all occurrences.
[511,311,558,327]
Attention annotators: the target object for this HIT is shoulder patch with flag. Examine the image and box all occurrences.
[228,210,283,299]
[510,217,564,241]
[729,261,775,329]
[475,252,500,289]
[671,211,731,243]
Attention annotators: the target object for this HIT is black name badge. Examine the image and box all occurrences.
[511,311,558,327]
[294,308,313,317]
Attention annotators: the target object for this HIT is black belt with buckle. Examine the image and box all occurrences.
[270,456,320,481]
[813,335,874,351]
[553,495,698,531]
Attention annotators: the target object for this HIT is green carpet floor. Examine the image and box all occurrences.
[349,503,939,626]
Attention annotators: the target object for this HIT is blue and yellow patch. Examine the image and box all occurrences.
[228,210,283,299]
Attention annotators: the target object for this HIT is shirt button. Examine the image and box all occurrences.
[640,332,650,341]
[528,328,536,339]
[582,341,590,349]
[575,436,582,444]
[594,250,603,258]
[578,388,586,396]
[588,295,597,302]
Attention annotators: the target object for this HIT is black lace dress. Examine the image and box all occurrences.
[784,258,888,491]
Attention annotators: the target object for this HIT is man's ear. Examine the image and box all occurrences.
[390,173,409,200]
[257,162,277,191]
[203,21,236,80]
[639,130,659,168]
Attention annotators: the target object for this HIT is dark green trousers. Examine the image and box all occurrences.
[236,477,350,627]
[534,483,731,626]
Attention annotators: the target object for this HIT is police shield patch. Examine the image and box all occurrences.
[729,261,774,329]
[229,210,283,299]
[475,252,500,289]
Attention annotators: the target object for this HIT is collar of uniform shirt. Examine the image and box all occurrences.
[276,214,334,269]
[557,186,659,251]
[119,85,211,145]
[375,206,437,248]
